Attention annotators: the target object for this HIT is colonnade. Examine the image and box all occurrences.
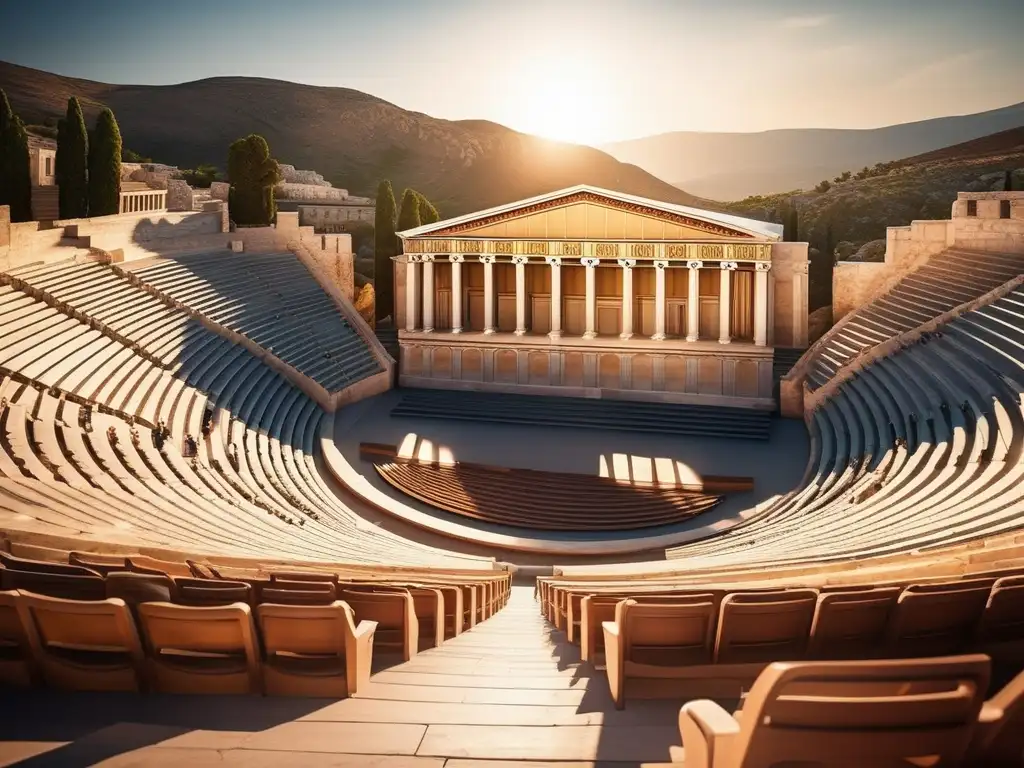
[405,255,771,346]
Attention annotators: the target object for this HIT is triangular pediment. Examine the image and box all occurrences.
[399,186,780,242]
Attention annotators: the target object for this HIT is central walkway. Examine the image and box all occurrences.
[0,586,685,766]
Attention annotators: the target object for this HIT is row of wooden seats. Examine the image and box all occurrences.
[0,588,376,697]
[373,459,723,531]
[127,251,382,391]
[0,548,510,660]
[596,577,1024,708]
[670,653,1024,768]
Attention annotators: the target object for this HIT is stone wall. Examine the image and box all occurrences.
[276,212,355,302]
[768,242,810,349]
[278,164,331,187]
[165,179,195,212]
[209,182,230,201]
[276,183,350,201]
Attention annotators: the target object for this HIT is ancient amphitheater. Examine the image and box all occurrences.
[0,189,1023,767]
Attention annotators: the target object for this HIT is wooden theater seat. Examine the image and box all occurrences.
[604,595,720,709]
[713,590,818,665]
[0,566,106,601]
[975,575,1024,663]
[0,590,33,687]
[17,592,145,691]
[887,582,992,657]
[806,586,901,660]
[256,601,377,697]
[677,655,991,768]
[105,572,175,606]
[259,580,337,606]
[969,667,1024,767]
[337,586,419,661]
[136,601,261,694]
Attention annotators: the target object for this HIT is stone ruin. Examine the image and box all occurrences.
[278,164,331,187]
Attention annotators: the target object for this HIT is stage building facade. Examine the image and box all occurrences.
[396,185,809,409]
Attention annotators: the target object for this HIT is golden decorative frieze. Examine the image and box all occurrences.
[452,239,484,254]
[492,241,514,255]
[560,242,582,257]
[666,244,687,259]
[594,243,619,258]
[401,238,772,262]
[630,242,657,260]
[524,241,549,256]
[733,243,767,261]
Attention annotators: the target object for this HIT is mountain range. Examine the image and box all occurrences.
[0,60,702,217]
[603,102,1024,200]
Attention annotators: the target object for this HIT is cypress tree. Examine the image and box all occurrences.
[56,97,89,219]
[396,188,421,232]
[227,134,281,226]
[87,108,122,216]
[415,191,439,225]
[373,179,398,323]
[0,89,32,222]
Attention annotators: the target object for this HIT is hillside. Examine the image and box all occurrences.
[0,60,703,217]
[721,128,1024,312]
[603,102,1024,200]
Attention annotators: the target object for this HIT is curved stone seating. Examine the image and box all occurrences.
[808,249,1024,389]
[373,460,723,531]
[130,252,382,392]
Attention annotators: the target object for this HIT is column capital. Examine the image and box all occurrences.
[512,255,530,265]
[478,255,497,264]
[720,261,739,271]
[653,259,670,270]
[406,254,422,263]
[581,257,600,268]
[545,256,562,267]
[449,254,465,263]
[687,260,704,270]
[794,261,809,275]
[755,261,772,272]
[617,258,637,269]
[421,254,436,263]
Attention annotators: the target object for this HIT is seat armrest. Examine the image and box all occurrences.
[347,620,377,696]
[679,699,740,768]
[602,621,625,710]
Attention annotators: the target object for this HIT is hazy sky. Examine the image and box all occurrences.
[2,0,1023,145]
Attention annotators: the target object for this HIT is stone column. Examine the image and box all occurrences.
[405,255,420,332]
[449,254,464,334]
[686,260,702,342]
[582,257,600,339]
[546,256,562,339]
[617,258,636,339]
[480,255,496,334]
[652,260,668,340]
[513,255,529,336]
[754,262,771,347]
[719,261,738,344]
[793,261,809,348]
[421,255,435,333]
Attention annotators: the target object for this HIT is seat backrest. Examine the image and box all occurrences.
[257,601,353,659]
[807,587,901,660]
[976,575,1024,645]
[18,591,144,662]
[137,601,257,658]
[621,595,719,668]
[1,568,106,601]
[969,666,1024,765]
[733,655,991,768]
[0,589,32,674]
[173,577,252,607]
[338,587,409,629]
[69,552,130,576]
[106,572,175,605]
[128,556,190,577]
[269,571,338,584]
[260,584,337,606]
[715,589,818,665]
[888,583,991,657]
[0,552,99,577]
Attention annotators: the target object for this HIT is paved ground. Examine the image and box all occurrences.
[0,587,691,767]
[334,390,810,558]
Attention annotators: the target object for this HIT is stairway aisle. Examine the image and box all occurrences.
[0,585,685,766]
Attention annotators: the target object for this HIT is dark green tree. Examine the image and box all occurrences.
[56,97,89,219]
[87,108,122,216]
[779,199,799,242]
[396,188,421,232]
[373,179,398,323]
[0,89,32,222]
[227,134,281,226]
[415,191,439,225]
[1004,170,1013,192]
